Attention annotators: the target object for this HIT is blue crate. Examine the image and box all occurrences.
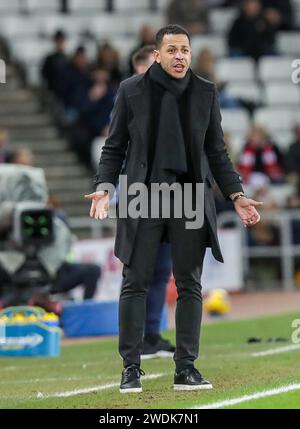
[0,306,61,357]
[62,300,168,338]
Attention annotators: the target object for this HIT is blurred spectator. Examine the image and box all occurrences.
[132,44,155,74]
[247,173,280,246]
[51,262,101,302]
[10,148,34,166]
[194,48,240,108]
[0,128,12,163]
[61,0,68,13]
[79,67,115,137]
[262,0,293,31]
[222,0,293,28]
[166,0,210,34]
[96,42,122,90]
[70,66,115,169]
[228,0,276,61]
[41,30,69,99]
[221,0,240,5]
[63,46,91,112]
[46,197,102,302]
[194,48,216,81]
[128,25,156,74]
[286,195,300,245]
[237,125,285,184]
[285,125,300,195]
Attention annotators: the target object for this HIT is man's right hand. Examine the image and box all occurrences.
[84,191,110,220]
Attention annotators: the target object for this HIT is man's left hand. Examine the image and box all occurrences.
[234,197,263,227]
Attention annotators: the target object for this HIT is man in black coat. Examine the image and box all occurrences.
[228,0,276,61]
[85,25,262,393]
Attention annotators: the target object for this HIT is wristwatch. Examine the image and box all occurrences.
[231,192,245,203]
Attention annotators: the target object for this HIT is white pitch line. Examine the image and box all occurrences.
[193,383,300,409]
[0,375,105,386]
[41,373,167,398]
[251,344,300,357]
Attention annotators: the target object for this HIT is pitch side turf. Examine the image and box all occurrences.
[0,311,300,409]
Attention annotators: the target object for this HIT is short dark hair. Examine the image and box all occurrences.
[53,29,66,41]
[155,24,190,48]
[132,45,155,68]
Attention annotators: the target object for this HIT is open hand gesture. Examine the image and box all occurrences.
[84,191,110,220]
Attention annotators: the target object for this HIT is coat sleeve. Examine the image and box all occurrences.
[93,83,129,190]
[204,85,244,200]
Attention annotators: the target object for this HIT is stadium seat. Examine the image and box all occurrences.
[114,0,150,12]
[226,81,262,103]
[89,14,134,37]
[226,131,248,158]
[254,108,297,133]
[264,82,300,106]
[0,16,43,39]
[10,39,53,65]
[242,183,296,204]
[109,36,139,67]
[24,0,60,14]
[129,13,165,34]
[191,35,226,58]
[42,15,92,37]
[210,7,237,35]
[216,58,256,82]
[68,0,106,14]
[258,56,294,82]
[220,108,250,134]
[25,63,41,87]
[269,130,294,150]
[268,184,295,206]
[23,38,98,87]
[294,0,300,24]
[0,0,20,13]
[156,0,170,11]
[277,32,300,57]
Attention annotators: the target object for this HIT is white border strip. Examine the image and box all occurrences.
[41,373,167,398]
[252,344,300,357]
[193,383,300,409]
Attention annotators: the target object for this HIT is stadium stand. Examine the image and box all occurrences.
[215,57,256,82]
[0,0,299,232]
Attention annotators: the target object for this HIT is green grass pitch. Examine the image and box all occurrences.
[0,311,300,409]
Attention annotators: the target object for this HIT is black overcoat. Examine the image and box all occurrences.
[94,69,243,265]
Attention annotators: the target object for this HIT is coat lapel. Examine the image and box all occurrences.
[189,73,214,181]
[128,73,151,149]
[189,72,214,134]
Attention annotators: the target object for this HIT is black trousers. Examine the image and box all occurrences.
[119,210,208,371]
[54,262,101,299]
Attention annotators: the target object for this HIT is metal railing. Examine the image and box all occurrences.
[217,209,300,290]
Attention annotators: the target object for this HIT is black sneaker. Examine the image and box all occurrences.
[174,366,213,391]
[119,364,145,393]
[141,335,175,360]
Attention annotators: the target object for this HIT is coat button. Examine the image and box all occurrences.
[140,162,146,168]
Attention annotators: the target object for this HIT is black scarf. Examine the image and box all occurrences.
[149,62,191,184]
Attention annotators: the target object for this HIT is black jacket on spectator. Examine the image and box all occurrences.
[228,12,276,60]
[62,62,91,109]
[41,52,69,99]
[79,88,115,138]
[261,0,293,30]
[285,141,300,175]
